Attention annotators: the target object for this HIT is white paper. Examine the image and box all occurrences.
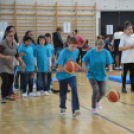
[0,22,8,32]
[64,22,71,33]
[0,32,4,42]
[106,25,113,35]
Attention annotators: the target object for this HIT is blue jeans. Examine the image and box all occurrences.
[55,47,63,59]
[59,76,80,114]
[21,72,34,93]
[37,73,48,91]
[8,65,18,96]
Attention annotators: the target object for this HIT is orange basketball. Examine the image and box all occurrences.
[64,61,77,75]
[107,90,120,102]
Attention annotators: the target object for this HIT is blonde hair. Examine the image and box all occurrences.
[95,39,105,46]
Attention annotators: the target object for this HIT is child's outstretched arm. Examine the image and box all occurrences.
[52,54,57,67]
[76,63,82,71]
[48,57,51,72]
[82,62,88,72]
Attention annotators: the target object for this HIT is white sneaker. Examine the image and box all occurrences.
[44,91,50,96]
[29,92,34,97]
[73,110,80,117]
[32,92,37,97]
[96,102,102,110]
[22,93,27,97]
[115,67,120,70]
[33,84,36,89]
[91,108,97,114]
[48,90,52,94]
[61,108,66,115]
[37,91,41,96]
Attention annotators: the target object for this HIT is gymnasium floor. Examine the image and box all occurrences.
[0,71,134,134]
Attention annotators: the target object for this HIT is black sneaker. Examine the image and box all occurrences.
[60,108,66,115]
[6,96,15,101]
[131,89,134,92]
[122,88,127,93]
[1,97,6,103]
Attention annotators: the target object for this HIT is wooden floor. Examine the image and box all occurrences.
[0,71,134,134]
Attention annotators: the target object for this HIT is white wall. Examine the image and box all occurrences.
[1,0,134,36]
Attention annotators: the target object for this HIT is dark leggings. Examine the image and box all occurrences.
[0,73,14,98]
[122,63,134,89]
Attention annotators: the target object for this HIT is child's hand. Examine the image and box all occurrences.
[20,53,26,56]
[53,62,56,68]
[49,66,51,72]
[109,70,118,74]
[83,67,88,72]
[20,62,25,73]
[67,58,72,63]
[36,67,39,72]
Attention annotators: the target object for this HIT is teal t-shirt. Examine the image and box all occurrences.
[19,45,35,72]
[82,48,113,81]
[45,44,54,67]
[34,45,51,72]
[56,48,79,80]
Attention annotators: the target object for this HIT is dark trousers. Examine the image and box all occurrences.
[9,65,19,96]
[76,48,83,63]
[21,72,34,93]
[37,73,48,92]
[0,73,14,98]
[122,63,134,90]
[14,71,21,89]
[59,76,80,114]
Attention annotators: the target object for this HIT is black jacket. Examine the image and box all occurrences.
[53,32,64,49]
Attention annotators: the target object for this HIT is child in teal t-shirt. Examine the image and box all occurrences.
[34,35,51,96]
[82,39,114,114]
[19,36,35,97]
[56,37,82,118]
[45,33,56,93]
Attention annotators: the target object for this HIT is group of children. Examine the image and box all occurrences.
[17,32,56,97]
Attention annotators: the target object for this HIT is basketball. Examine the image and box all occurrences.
[64,61,77,75]
[107,90,120,102]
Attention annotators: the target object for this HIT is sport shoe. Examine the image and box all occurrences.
[11,94,19,98]
[48,90,52,94]
[33,84,36,89]
[61,108,66,115]
[1,97,6,103]
[29,92,34,97]
[6,96,15,101]
[22,93,27,97]
[96,102,102,110]
[120,66,123,70]
[15,88,19,91]
[91,109,97,114]
[32,92,37,97]
[44,91,50,96]
[37,91,41,96]
[73,110,80,117]
[114,67,120,70]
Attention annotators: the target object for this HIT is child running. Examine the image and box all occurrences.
[82,39,115,114]
[56,37,82,117]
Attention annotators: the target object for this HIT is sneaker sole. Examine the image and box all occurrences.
[60,113,66,115]
[73,111,80,117]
